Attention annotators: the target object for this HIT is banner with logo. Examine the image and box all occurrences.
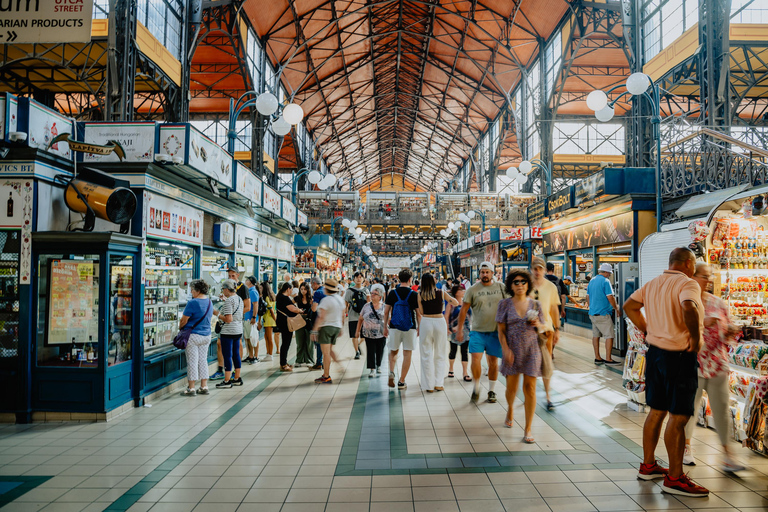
[542,211,633,253]
[574,171,605,206]
[83,122,156,162]
[235,225,259,256]
[235,162,262,205]
[263,186,281,215]
[145,192,203,245]
[546,186,574,216]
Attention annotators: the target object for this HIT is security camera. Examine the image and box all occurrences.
[8,132,27,142]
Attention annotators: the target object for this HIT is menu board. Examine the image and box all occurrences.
[145,192,203,245]
[263,186,281,215]
[543,211,633,253]
[47,259,98,345]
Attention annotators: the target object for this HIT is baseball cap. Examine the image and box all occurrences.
[479,262,494,271]
[531,257,546,269]
[564,275,573,281]
[599,263,613,274]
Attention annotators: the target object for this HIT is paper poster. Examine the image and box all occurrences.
[146,192,203,245]
[27,101,73,159]
[47,259,98,345]
[83,122,156,162]
[500,227,524,241]
[281,200,296,225]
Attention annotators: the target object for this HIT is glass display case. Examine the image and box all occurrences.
[236,254,256,279]
[109,255,133,366]
[37,255,101,367]
[0,232,19,363]
[144,240,194,354]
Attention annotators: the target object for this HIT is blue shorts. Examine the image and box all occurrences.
[468,331,502,359]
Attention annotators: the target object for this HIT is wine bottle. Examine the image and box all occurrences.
[6,192,13,218]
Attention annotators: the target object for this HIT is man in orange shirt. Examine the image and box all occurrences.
[624,247,708,498]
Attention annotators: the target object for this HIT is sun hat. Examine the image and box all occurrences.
[599,263,613,274]
[324,278,339,292]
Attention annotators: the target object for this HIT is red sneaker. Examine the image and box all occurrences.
[661,474,709,497]
[637,462,669,480]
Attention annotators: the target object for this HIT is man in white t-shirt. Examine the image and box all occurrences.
[311,278,344,384]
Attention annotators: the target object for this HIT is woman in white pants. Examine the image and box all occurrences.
[179,280,214,396]
[684,264,744,472]
[417,273,458,392]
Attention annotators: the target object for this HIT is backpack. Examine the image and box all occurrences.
[350,288,367,314]
[257,297,268,317]
[390,289,414,332]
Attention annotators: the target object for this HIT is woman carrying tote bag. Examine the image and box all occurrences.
[276,282,305,372]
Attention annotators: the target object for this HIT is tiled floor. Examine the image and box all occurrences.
[2,332,768,511]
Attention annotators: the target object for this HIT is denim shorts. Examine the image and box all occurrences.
[468,331,502,358]
[645,345,699,416]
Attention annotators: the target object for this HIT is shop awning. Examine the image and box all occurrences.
[674,184,750,220]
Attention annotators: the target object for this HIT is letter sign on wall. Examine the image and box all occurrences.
[0,0,94,44]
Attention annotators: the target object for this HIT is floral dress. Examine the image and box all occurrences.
[496,298,544,377]
[698,293,731,379]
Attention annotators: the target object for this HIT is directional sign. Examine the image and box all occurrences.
[0,0,94,44]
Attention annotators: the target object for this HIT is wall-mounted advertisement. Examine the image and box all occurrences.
[574,171,606,205]
[297,210,308,226]
[282,200,296,225]
[235,225,260,256]
[500,227,525,241]
[158,125,233,188]
[145,192,204,245]
[263,186,281,216]
[543,211,633,253]
[235,162,262,205]
[0,0,94,43]
[82,122,156,163]
[0,180,27,228]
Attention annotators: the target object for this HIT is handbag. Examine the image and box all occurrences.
[214,298,240,335]
[532,298,554,379]
[278,302,307,332]
[173,300,212,349]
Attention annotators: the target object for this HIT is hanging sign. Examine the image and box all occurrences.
[263,186,281,215]
[574,171,606,206]
[546,186,575,216]
[145,192,203,245]
[482,230,492,243]
[282,200,296,225]
[213,222,234,248]
[0,0,94,44]
[525,226,543,239]
[48,133,125,160]
[82,122,156,163]
[527,200,546,224]
[235,225,259,256]
[500,227,524,241]
[234,162,262,205]
[297,210,308,226]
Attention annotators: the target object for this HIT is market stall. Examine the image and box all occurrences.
[398,192,430,221]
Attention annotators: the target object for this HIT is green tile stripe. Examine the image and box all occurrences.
[0,476,52,507]
[104,366,285,511]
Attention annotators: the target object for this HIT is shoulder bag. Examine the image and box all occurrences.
[532,298,554,379]
[278,299,307,332]
[215,297,241,334]
[173,300,212,349]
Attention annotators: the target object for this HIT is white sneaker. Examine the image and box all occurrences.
[683,445,696,466]
[368,369,375,378]
[722,457,745,473]
[376,367,382,374]
[263,355,273,361]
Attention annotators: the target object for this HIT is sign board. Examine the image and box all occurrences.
[481,230,491,243]
[235,225,260,256]
[0,0,94,44]
[281,200,296,225]
[213,222,234,248]
[546,186,575,216]
[234,162,262,206]
[527,199,546,224]
[297,210,308,226]
[542,211,633,253]
[500,227,524,241]
[0,180,27,228]
[82,122,156,163]
[145,192,203,245]
[526,226,543,239]
[0,93,18,142]
[263,186,281,215]
[158,124,233,188]
[24,100,74,159]
[474,234,482,244]
[574,171,606,206]
[485,243,499,265]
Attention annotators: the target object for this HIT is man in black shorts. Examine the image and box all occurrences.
[624,248,708,498]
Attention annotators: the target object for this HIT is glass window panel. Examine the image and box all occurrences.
[109,255,133,366]
[93,0,109,19]
[37,255,100,368]
[0,232,19,365]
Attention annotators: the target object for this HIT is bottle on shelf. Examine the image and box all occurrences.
[70,337,78,361]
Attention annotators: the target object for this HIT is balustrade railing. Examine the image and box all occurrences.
[661,128,768,198]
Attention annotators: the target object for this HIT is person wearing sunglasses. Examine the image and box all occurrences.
[496,270,543,443]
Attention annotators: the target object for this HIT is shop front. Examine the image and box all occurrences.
[499,226,542,279]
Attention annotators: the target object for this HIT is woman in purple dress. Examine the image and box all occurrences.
[496,270,544,443]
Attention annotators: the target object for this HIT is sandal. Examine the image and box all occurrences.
[463,375,472,382]
[448,372,455,378]
[523,433,535,444]
[504,419,513,428]
[434,387,444,392]
[281,365,293,372]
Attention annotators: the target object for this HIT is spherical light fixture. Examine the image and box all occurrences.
[308,170,322,184]
[350,220,358,229]
[454,219,463,228]
[324,174,337,187]
[586,90,608,111]
[517,174,528,185]
[272,116,291,136]
[355,227,363,235]
[506,167,519,179]
[342,218,351,228]
[626,72,651,96]
[467,211,476,220]
[282,103,304,125]
[519,160,533,174]
[255,92,279,116]
[595,105,615,122]
[458,213,469,223]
